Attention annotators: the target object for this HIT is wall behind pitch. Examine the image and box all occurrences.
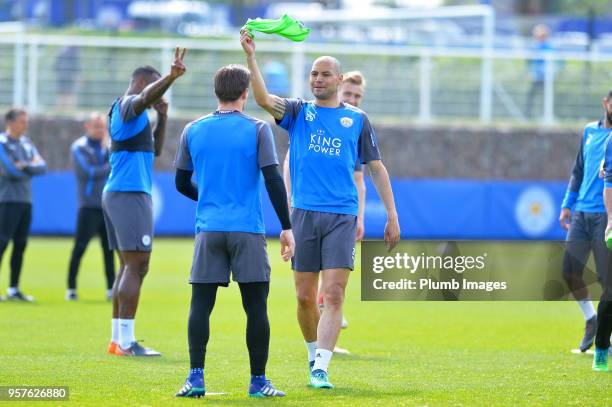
[32,172,567,240]
[4,116,581,181]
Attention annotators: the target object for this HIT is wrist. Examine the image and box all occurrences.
[387,212,399,222]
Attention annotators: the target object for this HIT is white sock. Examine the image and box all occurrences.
[118,319,135,349]
[312,348,333,373]
[578,299,596,320]
[305,340,317,363]
[111,318,119,343]
[7,287,17,296]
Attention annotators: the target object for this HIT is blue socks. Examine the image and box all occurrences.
[251,374,266,386]
[189,368,203,378]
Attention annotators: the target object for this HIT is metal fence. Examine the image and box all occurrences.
[2,32,612,125]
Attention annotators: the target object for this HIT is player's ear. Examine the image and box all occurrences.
[242,88,249,101]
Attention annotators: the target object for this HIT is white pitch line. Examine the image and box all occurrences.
[571,349,594,355]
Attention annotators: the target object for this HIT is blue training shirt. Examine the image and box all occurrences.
[104,95,155,194]
[174,110,279,234]
[277,99,380,216]
[563,120,612,213]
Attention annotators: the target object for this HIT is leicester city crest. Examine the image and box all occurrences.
[340,117,353,128]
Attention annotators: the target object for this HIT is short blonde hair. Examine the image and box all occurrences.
[343,71,366,88]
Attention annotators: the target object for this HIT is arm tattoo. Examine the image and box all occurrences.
[272,97,286,118]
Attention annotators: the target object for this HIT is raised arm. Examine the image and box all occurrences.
[367,160,400,250]
[151,98,168,157]
[240,32,286,120]
[131,47,187,116]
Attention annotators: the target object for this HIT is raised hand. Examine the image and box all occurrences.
[170,46,187,79]
[240,31,256,57]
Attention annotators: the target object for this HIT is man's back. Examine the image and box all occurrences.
[177,111,278,234]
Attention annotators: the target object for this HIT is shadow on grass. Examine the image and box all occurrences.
[194,386,421,405]
[331,353,389,363]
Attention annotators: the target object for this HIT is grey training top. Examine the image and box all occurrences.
[71,135,110,208]
[0,133,47,203]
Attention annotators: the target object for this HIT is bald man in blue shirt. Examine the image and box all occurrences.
[241,32,400,389]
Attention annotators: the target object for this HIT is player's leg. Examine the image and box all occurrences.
[240,282,270,374]
[562,212,597,351]
[102,193,123,353]
[177,232,229,397]
[107,252,124,354]
[310,212,356,389]
[593,249,612,372]
[114,250,155,354]
[176,283,218,398]
[294,271,320,365]
[229,232,284,397]
[97,209,115,301]
[8,203,33,301]
[114,250,159,356]
[290,209,322,371]
[593,301,612,371]
[593,241,612,372]
[318,268,350,351]
[66,208,98,300]
[105,192,156,356]
[0,203,21,301]
[310,268,349,389]
[239,281,285,397]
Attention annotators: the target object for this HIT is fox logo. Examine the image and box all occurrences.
[340,117,353,128]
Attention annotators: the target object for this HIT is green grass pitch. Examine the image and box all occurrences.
[0,237,610,406]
